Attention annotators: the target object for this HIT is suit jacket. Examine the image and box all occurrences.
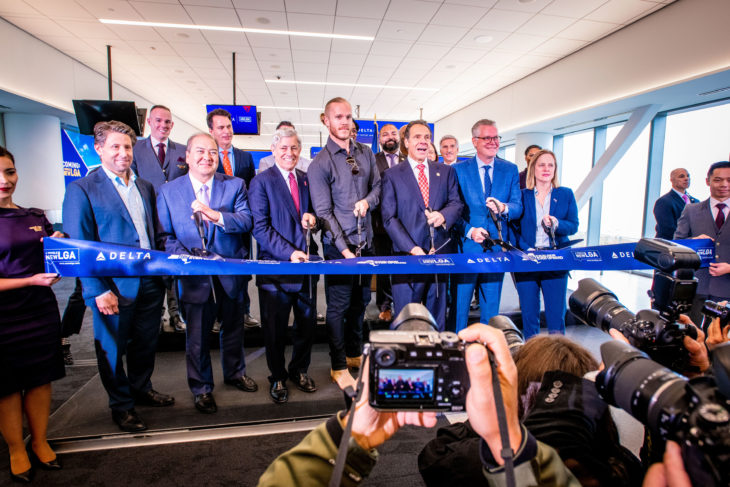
[381,161,463,254]
[675,199,730,297]
[452,156,522,254]
[515,187,579,250]
[216,147,256,188]
[157,173,253,303]
[62,168,159,303]
[249,167,319,291]
[131,137,188,190]
[653,190,699,239]
[373,151,405,236]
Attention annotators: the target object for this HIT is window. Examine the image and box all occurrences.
[502,145,516,164]
[559,130,593,240]
[599,124,651,243]
[660,101,730,202]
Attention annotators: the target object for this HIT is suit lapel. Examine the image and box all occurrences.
[95,170,136,229]
[490,161,503,199]
[402,162,426,210]
[297,170,309,215]
[467,158,484,202]
[136,180,156,240]
[208,175,225,242]
[428,162,441,208]
[274,169,301,222]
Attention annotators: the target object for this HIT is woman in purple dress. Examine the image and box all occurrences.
[0,147,65,483]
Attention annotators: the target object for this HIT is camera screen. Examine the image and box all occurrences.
[375,368,434,402]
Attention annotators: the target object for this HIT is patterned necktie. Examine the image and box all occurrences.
[222,151,233,176]
[716,203,726,229]
[199,185,210,207]
[682,194,689,204]
[483,165,492,198]
[157,143,166,167]
[417,163,429,207]
[289,172,300,215]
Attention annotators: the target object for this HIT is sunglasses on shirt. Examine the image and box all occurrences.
[346,156,359,175]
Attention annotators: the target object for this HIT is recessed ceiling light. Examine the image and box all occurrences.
[177,32,190,38]
[256,17,270,25]
[474,35,493,44]
[265,79,438,91]
[99,19,374,41]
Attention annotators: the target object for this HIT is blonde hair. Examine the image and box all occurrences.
[525,149,560,190]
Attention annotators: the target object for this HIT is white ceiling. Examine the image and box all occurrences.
[0,0,674,144]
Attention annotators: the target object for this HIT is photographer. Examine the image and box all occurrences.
[257,325,578,486]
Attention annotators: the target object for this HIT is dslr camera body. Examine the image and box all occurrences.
[367,304,469,412]
[569,238,699,371]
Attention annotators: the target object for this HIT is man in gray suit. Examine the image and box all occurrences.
[675,161,730,325]
[257,121,311,173]
[132,104,188,332]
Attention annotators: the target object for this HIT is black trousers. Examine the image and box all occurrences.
[61,277,86,337]
[258,281,316,383]
[323,243,371,370]
[373,233,393,312]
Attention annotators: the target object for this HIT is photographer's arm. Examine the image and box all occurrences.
[459,324,580,487]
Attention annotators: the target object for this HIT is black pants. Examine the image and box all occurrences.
[373,233,393,312]
[61,277,86,337]
[323,243,371,370]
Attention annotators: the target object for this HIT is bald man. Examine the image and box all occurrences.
[653,168,699,239]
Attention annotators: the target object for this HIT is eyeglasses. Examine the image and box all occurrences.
[474,136,502,143]
[346,155,359,175]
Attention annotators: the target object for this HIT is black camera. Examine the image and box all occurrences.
[703,300,730,327]
[367,304,469,412]
[569,238,699,371]
[597,340,730,487]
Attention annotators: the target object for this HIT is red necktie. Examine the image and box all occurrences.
[716,203,726,229]
[157,143,166,167]
[416,163,429,207]
[289,172,300,215]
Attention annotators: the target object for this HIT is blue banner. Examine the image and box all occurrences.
[43,238,714,278]
[61,129,101,187]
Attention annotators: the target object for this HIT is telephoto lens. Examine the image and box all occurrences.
[568,278,636,332]
[487,315,524,356]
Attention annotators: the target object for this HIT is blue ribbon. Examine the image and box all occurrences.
[43,238,715,277]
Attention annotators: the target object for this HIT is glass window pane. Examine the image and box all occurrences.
[560,129,593,239]
[599,124,651,243]
[502,145,516,163]
[660,102,730,202]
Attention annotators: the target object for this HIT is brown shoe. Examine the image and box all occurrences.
[378,309,393,322]
[346,356,362,369]
[330,368,355,390]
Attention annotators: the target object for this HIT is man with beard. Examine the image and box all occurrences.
[372,124,403,322]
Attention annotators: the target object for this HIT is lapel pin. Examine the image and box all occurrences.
[436,172,440,176]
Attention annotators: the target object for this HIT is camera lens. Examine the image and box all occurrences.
[569,278,636,332]
[375,347,397,367]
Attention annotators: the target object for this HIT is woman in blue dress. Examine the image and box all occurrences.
[514,150,579,338]
[0,147,65,482]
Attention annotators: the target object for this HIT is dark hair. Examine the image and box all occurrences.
[0,146,15,166]
[93,121,137,147]
[352,120,359,131]
[149,104,171,114]
[403,119,431,140]
[514,335,598,417]
[707,161,730,178]
[276,120,294,130]
[206,108,232,129]
[524,144,542,156]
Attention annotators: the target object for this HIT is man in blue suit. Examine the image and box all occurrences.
[249,128,319,403]
[62,121,173,432]
[452,119,522,331]
[157,133,257,414]
[381,120,463,327]
[653,168,699,239]
[207,108,259,328]
[131,104,188,332]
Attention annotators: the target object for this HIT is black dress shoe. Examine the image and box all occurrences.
[30,451,62,470]
[134,389,175,407]
[111,409,147,432]
[292,373,317,393]
[10,467,33,483]
[269,381,288,403]
[194,393,217,414]
[224,375,258,392]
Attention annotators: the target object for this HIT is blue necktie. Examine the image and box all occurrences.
[483,165,492,198]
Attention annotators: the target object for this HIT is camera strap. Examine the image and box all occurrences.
[329,349,369,487]
[487,347,516,487]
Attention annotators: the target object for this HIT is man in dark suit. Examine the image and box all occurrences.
[452,119,522,332]
[207,108,259,328]
[249,128,319,403]
[157,133,257,414]
[381,120,463,327]
[654,168,698,239]
[62,121,173,432]
[132,104,189,332]
[372,123,403,322]
[675,161,730,325]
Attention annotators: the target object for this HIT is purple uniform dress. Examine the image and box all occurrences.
[0,207,65,396]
